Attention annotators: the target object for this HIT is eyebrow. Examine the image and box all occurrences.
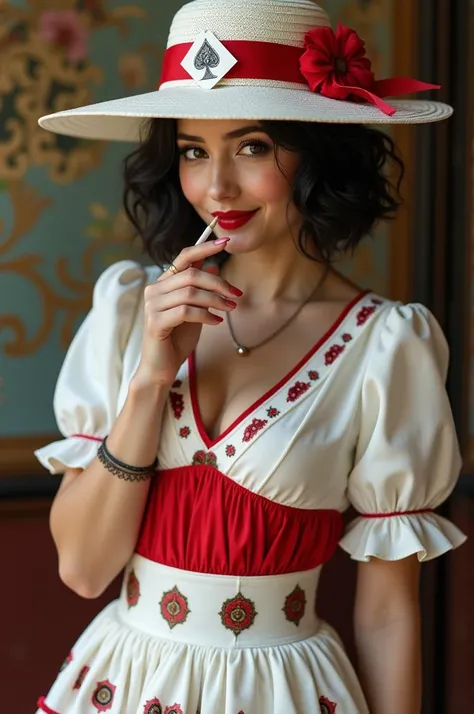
[176,125,265,142]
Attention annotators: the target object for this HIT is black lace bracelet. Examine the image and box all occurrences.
[97,436,158,482]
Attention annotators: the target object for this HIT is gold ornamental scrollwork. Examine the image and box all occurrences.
[0,180,138,356]
[0,0,147,184]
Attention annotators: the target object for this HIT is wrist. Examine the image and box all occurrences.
[128,372,171,403]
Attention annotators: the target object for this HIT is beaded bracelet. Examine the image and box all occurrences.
[97,436,158,482]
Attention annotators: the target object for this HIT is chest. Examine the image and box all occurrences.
[193,300,354,442]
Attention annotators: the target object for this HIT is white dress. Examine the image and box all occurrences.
[35,260,466,714]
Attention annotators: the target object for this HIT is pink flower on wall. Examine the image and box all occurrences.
[40,11,89,63]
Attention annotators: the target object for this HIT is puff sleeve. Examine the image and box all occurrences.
[340,303,467,562]
[34,260,146,474]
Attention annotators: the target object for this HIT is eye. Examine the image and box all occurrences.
[238,139,271,157]
[179,146,208,161]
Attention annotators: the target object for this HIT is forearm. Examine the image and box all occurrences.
[355,598,422,713]
[50,375,169,597]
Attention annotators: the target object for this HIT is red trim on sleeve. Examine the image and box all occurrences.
[37,697,61,714]
[71,434,103,442]
[361,508,433,519]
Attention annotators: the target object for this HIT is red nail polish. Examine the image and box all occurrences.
[215,237,230,246]
[213,315,224,323]
[225,300,237,308]
[229,286,244,297]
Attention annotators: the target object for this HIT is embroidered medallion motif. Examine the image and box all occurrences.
[287,381,311,403]
[219,592,257,636]
[319,696,337,713]
[126,569,140,608]
[164,706,183,714]
[356,304,376,326]
[73,665,90,690]
[267,406,280,418]
[143,699,162,714]
[225,444,236,457]
[172,380,182,389]
[324,344,345,365]
[160,586,190,629]
[342,333,352,343]
[179,426,191,439]
[192,450,218,467]
[170,392,184,420]
[242,418,268,442]
[92,680,116,712]
[282,585,307,626]
[308,370,320,381]
[60,651,73,672]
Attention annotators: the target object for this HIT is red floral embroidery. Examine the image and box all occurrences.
[287,381,310,402]
[143,699,162,714]
[73,665,90,690]
[192,450,218,467]
[308,370,320,381]
[267,406,280,418]
[372,298,383,305]
[179,426,191,439]
[356,304,376,326]
[242,418,268,442]
[160,586,190,629]
[342,333,352,343]
[92,680,116,712]
[126,569,140,608]
[170,392,184,419]
[172,380,182,389]
[325,344,345,365]
[164,706,183,714]
[319,696,337,713]
[60,651,73,672]
[219,592,257,636]
[282,585,307,626]
[300,24,374,100]
[225,444,236,457]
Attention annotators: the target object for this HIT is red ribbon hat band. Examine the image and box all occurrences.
[159,23,439,117]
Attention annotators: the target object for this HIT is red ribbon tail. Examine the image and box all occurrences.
[333,81,397,116]
[373,77,441,97]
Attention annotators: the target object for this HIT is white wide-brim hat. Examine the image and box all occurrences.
[38,0,453,142]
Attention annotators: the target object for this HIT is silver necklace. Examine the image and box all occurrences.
[226,264,330,356]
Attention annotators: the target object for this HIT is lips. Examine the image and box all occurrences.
[211,209,259,230]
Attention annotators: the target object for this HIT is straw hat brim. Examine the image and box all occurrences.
[38,86,453,142]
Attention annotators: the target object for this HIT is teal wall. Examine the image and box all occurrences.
[0,0,393,439]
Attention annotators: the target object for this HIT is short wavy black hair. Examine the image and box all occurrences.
[123,117,404,267]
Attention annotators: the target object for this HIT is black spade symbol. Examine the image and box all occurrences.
[194,39,220,81]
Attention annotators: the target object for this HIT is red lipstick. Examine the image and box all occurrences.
[211,209,259,230]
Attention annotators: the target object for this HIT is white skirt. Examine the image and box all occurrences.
[36,555,369,714]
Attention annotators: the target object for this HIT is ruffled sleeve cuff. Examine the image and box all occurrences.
[34,435,102,475]
[339,510,467,562]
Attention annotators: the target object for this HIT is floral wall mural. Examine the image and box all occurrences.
[0,0,394,465]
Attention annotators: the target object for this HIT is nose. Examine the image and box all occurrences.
[207,156,241,203]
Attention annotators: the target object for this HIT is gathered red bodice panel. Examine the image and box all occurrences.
[135,466,343,576]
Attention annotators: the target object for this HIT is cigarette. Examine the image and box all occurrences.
[194,216,219,246]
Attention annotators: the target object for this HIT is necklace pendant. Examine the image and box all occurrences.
[236,345,250,356]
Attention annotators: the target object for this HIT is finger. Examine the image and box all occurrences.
[156,305,223,333]
[153,286,237,313]
[159,238,230,281]
[150,266,243,300]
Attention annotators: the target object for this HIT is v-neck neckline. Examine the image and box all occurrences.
[188,288,372,450]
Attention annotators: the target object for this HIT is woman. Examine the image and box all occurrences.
[35,1,466,712]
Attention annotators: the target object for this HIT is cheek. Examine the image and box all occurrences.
[179,165,204,204]
[245,164,294,206]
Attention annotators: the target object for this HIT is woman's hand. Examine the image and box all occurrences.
[135,238,242,387]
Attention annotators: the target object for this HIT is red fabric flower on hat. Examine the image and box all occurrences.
[300,24,374,100]
[300,23,440,116]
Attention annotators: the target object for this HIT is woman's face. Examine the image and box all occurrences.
[177,119,302,254]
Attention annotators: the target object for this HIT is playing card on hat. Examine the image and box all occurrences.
[180,30,238,90]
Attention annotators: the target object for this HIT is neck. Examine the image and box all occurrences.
[221,240,328,306]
